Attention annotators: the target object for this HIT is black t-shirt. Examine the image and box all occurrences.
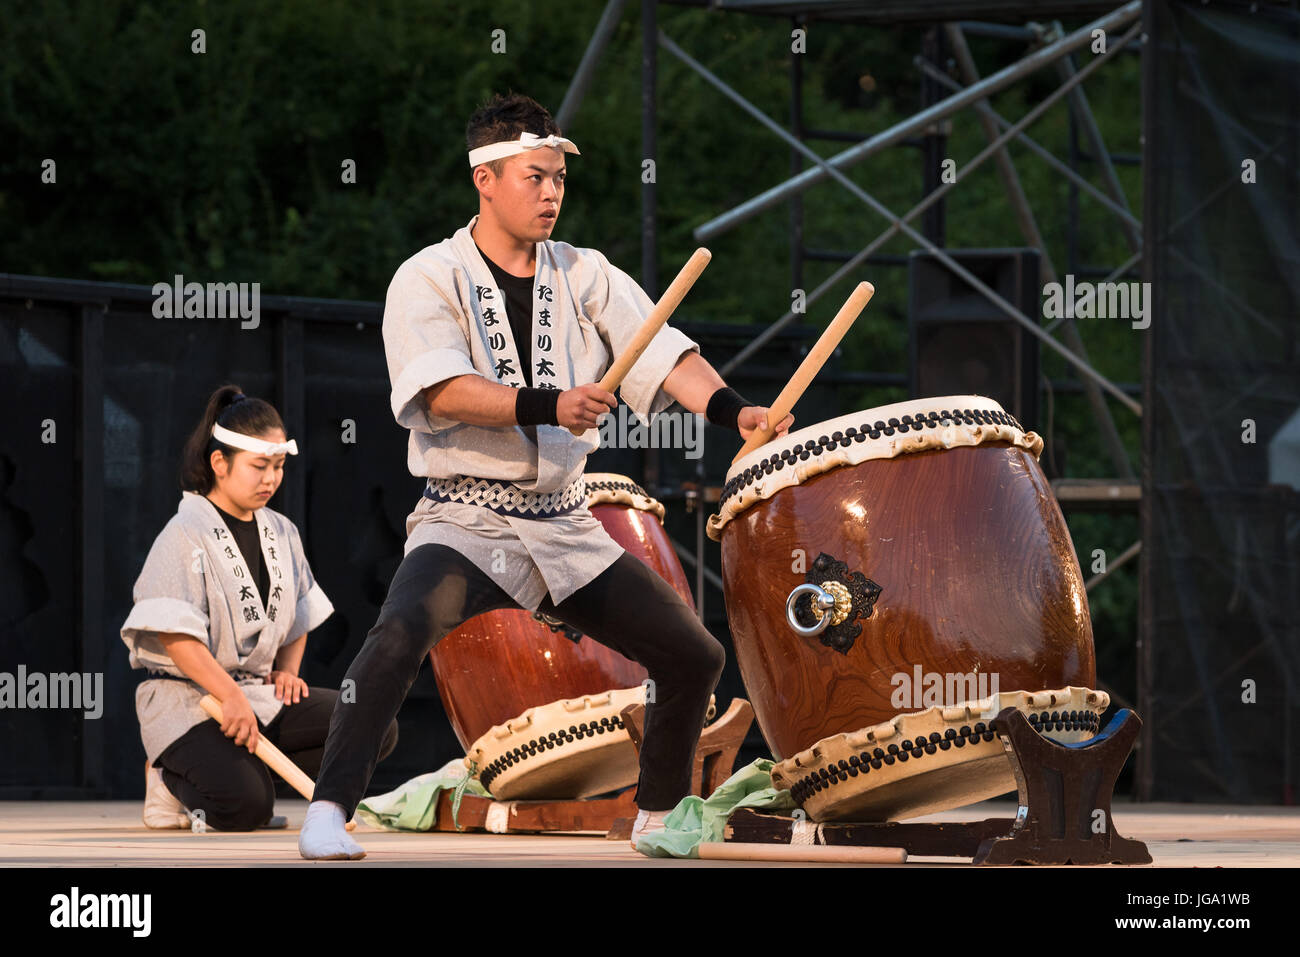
[210,500,271,610]
[478,246,536,388]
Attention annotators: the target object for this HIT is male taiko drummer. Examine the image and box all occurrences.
[299,93,793,858]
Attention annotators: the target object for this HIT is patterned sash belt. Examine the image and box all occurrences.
[424,475,588,519]
[149,670,264,683]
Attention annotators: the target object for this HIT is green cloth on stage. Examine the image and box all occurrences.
[355,758,491,831]
[634,759,797,858]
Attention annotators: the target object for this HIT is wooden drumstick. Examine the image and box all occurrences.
[568,247,712,435]
[731,281,875,464]
[697,842,906,864]
[199,693,357,831]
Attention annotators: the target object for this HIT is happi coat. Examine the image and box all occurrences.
[382,216,699,609]
[120,492,334,762]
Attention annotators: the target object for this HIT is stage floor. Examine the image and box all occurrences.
[3,799,1298,867]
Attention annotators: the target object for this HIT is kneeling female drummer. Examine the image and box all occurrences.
[121,384,396,830]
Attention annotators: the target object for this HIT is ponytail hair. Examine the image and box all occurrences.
[180,384,286,494]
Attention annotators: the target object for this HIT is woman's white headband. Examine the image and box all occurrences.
[467,132,580,169]
[212,423,299,456]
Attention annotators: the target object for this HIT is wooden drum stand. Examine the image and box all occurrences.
[720,707,1151,865]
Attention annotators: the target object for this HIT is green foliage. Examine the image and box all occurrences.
[1,1,1141,662]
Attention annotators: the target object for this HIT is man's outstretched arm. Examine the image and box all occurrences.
[662,352,794,438]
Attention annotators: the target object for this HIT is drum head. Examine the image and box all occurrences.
[584,472,665,521]
[709,395,1040,540]
[466,687,646,801]
[467,688,716,801]
[770,687,1108,822]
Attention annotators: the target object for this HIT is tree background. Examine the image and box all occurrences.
[0,1,1141,708]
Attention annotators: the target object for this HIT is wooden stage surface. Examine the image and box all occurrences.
[2,798,1298,867]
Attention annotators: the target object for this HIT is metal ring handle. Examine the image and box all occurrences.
[786,583,835,637]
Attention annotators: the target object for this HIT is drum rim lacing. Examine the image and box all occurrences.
[583,472,666,521]
[773,687,1111,807]
[583,476,652,499]
[478,713,628,791]
[785,709,1102,805]
[466,686,650,795]
[718,404,1029,515]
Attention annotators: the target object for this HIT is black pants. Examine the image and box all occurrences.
[314,544,726,817]
[155,687,399,831]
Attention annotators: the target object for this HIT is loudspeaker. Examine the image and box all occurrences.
[908,248,1041,430]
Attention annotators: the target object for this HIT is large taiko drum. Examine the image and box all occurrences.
[708,396,1100,818]
[430,473,696,799]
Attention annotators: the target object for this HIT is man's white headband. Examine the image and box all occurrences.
[467,131,580,169]
[212,423,299,456]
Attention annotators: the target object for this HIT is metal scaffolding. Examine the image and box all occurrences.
[559,3,1145,458]
[558,2,1148,729]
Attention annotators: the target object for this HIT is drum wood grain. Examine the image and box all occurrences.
[721,442,1094,760]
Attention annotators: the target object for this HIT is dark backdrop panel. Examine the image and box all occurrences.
[0,305,83,790]
[1144,0,1300,803]
[100,309,280,797]
[298,321,448,791]
[1,274,854,796]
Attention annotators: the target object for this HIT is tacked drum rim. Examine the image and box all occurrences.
[465,686,647,798]
[706,395,1043,541]
[768,686,1109,822]
[584,472,665,523]
[464,687,718,799]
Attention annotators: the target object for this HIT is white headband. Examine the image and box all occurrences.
[213,423,299,456]
[467,131,580,169]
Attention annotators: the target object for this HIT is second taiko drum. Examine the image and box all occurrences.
[430,473,695,751]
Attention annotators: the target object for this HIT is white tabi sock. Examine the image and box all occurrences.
[143,761,191,829]
[629,807,672,849]
[298,800,365,860]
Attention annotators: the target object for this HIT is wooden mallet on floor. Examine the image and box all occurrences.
[698,842,906,864]
[568,247,712,436]
[199,693,357,831]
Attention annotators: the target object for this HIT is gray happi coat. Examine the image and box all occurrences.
[384,215,699,609]
[120,492,335,762]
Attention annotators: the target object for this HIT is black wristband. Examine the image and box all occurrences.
[515,387,561,427]
[706,386,752,432]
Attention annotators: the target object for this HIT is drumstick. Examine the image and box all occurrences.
[568,247,712,435]
[697,842,906,864]
[731,281,875,464]
[199,693,357,831]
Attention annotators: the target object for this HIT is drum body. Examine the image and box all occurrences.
[431,474,694,751]
[709,396,1095,762]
